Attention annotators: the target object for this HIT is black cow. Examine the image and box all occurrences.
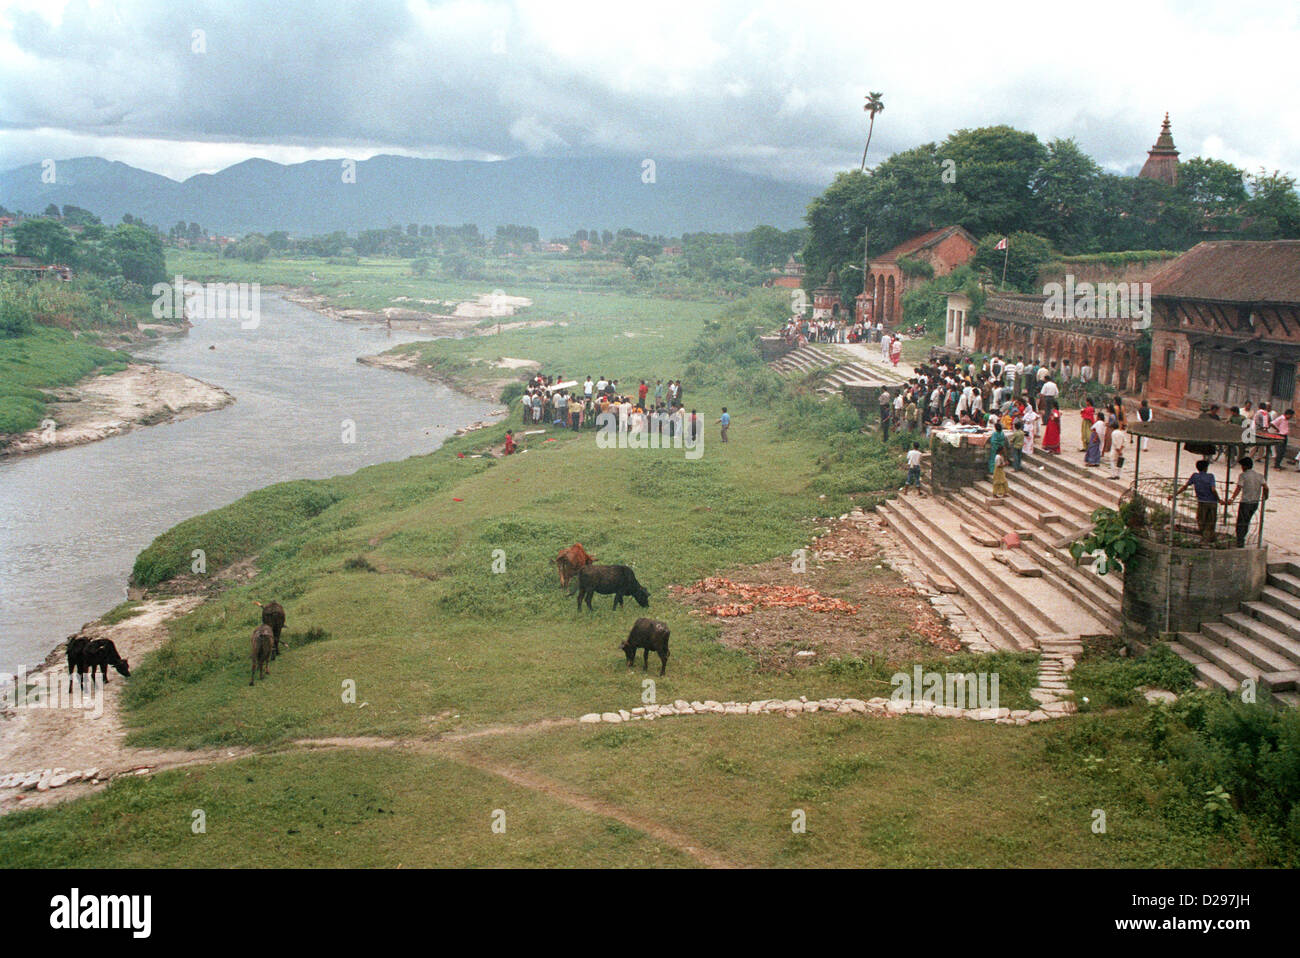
[575,564,649,611]
[66,636,130,692]
[250,625,274,686]
[256,600,286,659]
[622,618,670,675]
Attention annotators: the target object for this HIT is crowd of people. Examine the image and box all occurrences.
[511,373,703,446]
[879,352,1149,484]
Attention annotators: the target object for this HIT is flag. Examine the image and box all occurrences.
[995,237,1008,251]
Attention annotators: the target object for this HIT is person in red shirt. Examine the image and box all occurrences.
[503,430,516,455]
[638,380,648,406]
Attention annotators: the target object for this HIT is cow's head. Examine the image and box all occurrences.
[620,639,636,667]
[633,586,650,608]
[113,657,130,677]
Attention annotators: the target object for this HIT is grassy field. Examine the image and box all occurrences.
[2,251,1295,867]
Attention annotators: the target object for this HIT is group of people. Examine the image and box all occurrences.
[780,316,908,350]
[507,373,707,452]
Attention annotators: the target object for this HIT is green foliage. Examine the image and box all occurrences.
[1071,642,1198,709]
[1069,507,1138,574]
[130,480,345,586]
[973,231,1054,292]
[895,255,934,279]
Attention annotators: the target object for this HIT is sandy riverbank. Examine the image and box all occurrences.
[0,362,235,458]
[280,287,547,338]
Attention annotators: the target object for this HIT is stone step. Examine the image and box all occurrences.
[878,500,1034,651]
[891,493,1099,642]
[1275,690,1300,709]
[1178,631,1270,684]
[1241,597,1300,649]
[1266,571,1300,600]
[1201,619,1298,674]
[950,488,1122,626]
[1260,585,1300,620]
[1221,611,1300,669]
[1169,640,1239,692]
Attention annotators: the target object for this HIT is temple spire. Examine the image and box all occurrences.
[1139,113,1180,186]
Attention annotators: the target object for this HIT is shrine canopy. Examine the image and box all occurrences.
[1127,419,1284,447]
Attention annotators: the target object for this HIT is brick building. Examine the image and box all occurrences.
[811,269,843,319]
[860,225,978,327]
[1145,240,1300,412]
[975,292,1145,392]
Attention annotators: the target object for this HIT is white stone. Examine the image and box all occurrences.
[674,700,690,711]
[580,713,601,723]
[600,712,623,723]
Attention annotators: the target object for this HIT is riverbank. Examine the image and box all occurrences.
[0,362,234,458]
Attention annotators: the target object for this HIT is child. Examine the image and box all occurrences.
[1110,421,1127,479]
[504,430,516,455]
[1010,420,1026,470]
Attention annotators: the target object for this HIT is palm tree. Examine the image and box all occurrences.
[860,92,885,172]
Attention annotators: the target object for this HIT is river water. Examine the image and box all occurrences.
[0,293,494,674]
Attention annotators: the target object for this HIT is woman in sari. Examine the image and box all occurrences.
[1085,416,1105,466]
[1042,407,1061,454]
[1080,398,1096,451]
[991,448,1011,497]
[890,336,903,367]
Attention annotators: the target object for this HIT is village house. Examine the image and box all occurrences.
[1145,240,1300,412]
[859,225,978,327]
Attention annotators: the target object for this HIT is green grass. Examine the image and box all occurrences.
[4,252,1294,868]
[0,749,693,868]
[0,326,130,434]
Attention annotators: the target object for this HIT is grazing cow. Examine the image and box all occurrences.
[622,618,670,675]
[250,625,274,686]
[255,600,286,658]
[66,635,130,692]
[555,543,595,592]
[575,564,649,611]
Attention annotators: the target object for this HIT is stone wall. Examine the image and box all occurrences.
[759,336,793,362]
[928,434,989,496]
[1121,538,1267,635]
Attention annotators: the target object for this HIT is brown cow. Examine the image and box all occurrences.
[250,625,274,686]
[555,543,595,592]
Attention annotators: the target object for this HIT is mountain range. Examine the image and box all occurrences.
[0,155,816,237]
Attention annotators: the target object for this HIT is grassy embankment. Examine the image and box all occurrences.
[0,279,168,435]
[0,253,1294,868]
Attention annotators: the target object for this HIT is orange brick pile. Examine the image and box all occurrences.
[677,577,860,617]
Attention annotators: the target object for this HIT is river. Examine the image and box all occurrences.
[0,293,495,675]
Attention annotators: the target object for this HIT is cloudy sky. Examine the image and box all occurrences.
[1,0,1297,186]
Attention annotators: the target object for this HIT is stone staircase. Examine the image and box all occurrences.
[877,449,1129,652]
[768,343,905,396]
[1169,561,1300,708]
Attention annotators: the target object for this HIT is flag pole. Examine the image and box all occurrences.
[1000,241,1009,288]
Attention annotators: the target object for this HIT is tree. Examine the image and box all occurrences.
[973,231,1054,292]
[860,92,885,172]
[1032,138,1104,252]
[1245,169,1300,239]
[940,126,1047,238]
[107,224,166,285]
[1179,157,1248,215]
[13,219,77,263]
[43,203,61,218]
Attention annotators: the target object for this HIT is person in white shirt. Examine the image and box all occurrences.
[584,376,594,398]
[881,332,892,362]
[1109,424,1128,479]
[1039,378,1059,413]
[1021,405,1040,450]
[903,443,924,496]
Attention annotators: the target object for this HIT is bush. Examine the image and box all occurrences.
[0,285,36,337]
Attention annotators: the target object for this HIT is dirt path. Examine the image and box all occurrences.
[0,597,245,813]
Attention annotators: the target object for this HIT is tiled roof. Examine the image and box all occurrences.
[1150,241,1300,304]
[871,225,976,264]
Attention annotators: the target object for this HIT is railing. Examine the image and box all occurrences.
[1118,477,1263,549]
